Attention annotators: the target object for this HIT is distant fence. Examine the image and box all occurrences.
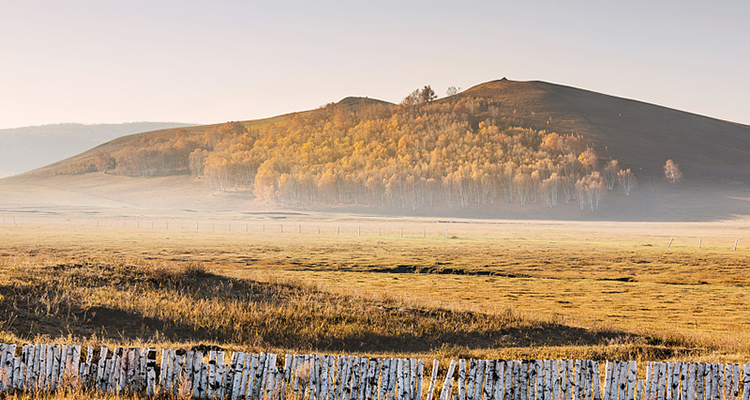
[1,216,748,248]
[1,343,749,400]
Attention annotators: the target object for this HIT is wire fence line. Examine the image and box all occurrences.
[0,342,749,400]
[1,215,749,247]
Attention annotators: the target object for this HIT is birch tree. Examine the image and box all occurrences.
[617,169,637,195]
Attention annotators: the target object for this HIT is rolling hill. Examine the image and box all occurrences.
[2,79,750,221]
[0,122,194,178]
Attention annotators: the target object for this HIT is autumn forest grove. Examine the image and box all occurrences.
[58,87,640,212]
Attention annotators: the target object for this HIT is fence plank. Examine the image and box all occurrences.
[636,380,643,400]
[627,361,637,400]
[38,344,47,391]
[200,363,208,399]
[577,360,584,400]
[503,360,513,400]
[417,359,425,400]
[440,360,457,400]
[192,351,203,399]
[352,356,362,400]
[457,359,468,400]
[679,363,688,400]
[617,361,626,400]
[467,359,476,400]
[387,358,398,400]
[560,360,569,400]
[218,352,227,399]
[551,360,560,400]
[670,362,680,400]
[34,344,44,390]
[605,361,614,400]
[530,360,539,400]
[239,353,252,400]
[697,363,706,400]
[658,362,666,400]
[544,360,552,400]
[13,354,21,390]
[474,360,487,400]
[650,362,660,400]
[143,349,154,397]
[96,347,108,391]
[517,361,526,400]
[364,359,376,400]
[731,364,740,400]
[717,364,723,400]
[688,363,696,400]
[492,361,503,400]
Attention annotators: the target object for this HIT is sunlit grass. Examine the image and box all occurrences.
[1,220,749,363]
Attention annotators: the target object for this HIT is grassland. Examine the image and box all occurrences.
[1,213,749,365]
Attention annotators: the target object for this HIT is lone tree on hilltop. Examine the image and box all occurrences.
[420,85,437,103]
[664,159,682,184]
[402,85,437,106]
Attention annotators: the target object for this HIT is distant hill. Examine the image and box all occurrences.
[3,79,750,221]
[0,122,194,177]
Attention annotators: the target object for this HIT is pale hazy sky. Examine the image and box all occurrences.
[1,1,748,129]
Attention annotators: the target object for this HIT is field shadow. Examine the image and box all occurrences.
[0,262,646,354]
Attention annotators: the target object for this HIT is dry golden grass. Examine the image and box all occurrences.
[1,217,749,364]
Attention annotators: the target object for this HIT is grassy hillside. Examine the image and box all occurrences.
[0,122,193,178]
[458,80,750,182]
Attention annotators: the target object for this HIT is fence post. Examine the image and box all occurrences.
[280,224,283,233]
[734,240,738,251]
[699,238,701,249]
[668,238,673,248]
[401,227,403,237]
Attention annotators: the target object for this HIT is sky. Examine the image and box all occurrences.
[1,1,748,129]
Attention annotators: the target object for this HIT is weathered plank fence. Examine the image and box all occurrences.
[1,343,749,400]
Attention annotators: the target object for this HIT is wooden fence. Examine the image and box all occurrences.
[1,343,749,400]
